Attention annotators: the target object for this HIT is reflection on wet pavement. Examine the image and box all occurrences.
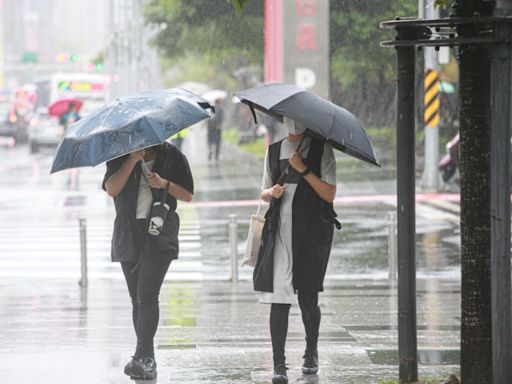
[0,278,460,383]
[0,129,463,382]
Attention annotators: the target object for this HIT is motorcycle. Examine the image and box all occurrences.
[439,133,459,183]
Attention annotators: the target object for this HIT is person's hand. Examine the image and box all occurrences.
[129,149,145,162]
[289,151,306,173]
[147,172,167,189]
[270,184,286,199]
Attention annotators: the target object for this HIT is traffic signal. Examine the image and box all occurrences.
[70,54,79,62]
[95,62,104,71]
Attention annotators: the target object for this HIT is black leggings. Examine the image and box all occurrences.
[270,292,321,364]
[121,221,172,358]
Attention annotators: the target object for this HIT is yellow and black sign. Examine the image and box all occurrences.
[424,69,440,128]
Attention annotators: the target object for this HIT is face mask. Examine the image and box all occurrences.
[283,116,306,135]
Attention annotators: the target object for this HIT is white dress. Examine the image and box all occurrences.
[259,137,336,304]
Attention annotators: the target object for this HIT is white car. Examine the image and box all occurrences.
[28,108,64,154]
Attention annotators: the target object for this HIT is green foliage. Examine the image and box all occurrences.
[230,0,252,13]
[434,0,448,8]
[223,128,265,158]
[329,0,417,126]
[145,0,263,63]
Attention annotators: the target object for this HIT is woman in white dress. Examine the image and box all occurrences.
[257,117,337,384]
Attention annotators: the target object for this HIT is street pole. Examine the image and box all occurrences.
[421,2,440,191]
[396,26,418,383]
[490,15,512,384]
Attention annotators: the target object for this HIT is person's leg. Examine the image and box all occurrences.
[298,291,321,351]
[215,132,221,160]
[270,303,290,383]
[298,291,321,374]
[134,253,172,359]
[120,262,139,339]
[270,303,291,364]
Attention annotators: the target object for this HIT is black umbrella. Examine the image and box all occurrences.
[234,83,379,166]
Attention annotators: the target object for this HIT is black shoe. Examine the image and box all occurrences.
[124,356,142,377]
[272,363,288,384]
[129,356,157,380]
[302,349,319,374]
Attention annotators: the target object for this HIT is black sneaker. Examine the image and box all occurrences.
[302,349,318,374]
[124,356,142,377]
[129,356,157,380]
[272,363,288,384]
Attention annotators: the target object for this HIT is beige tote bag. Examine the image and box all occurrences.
[242,200,265,267]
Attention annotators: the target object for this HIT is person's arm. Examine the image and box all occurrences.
[104,150,144,197]
[261,184,286,202]
[146,172,193,202]
[260,148,285,202]
[288,151,336,203]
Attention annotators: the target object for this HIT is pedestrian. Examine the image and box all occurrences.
[256,116,338,384]
[60,103,81,129]
[207,98,224,162]
[102,142,194,380]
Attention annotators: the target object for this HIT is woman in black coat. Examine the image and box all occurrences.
[256,117,338,384]
[103,142,193,380]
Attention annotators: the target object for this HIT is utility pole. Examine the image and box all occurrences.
[421,0,441,191]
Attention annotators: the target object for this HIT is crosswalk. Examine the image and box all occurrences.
[0,195,464,281]
[0,222,208,281]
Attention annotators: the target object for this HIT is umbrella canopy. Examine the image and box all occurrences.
[49,98,83,117]
[50,88,213,174]
[234,83,379,166]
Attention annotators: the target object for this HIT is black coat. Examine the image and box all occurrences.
[254,137,339,293]
[102,143,194,262]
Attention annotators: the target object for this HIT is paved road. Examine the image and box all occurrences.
[0,128,463,383]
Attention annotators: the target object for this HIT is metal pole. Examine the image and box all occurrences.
[78,218,88,288]
[229,214,239,282]
[396,26,418,383]
[388,211,397,280]
[490,19,512,384]
[421,3,440,191]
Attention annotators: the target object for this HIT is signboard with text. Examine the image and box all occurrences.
[264,0,329,98]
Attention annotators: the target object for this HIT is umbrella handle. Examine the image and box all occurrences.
[276,129,310,185]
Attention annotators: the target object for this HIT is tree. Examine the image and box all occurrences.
[144,0,263,87]
[452,0,494,382]
[329,0,417,127]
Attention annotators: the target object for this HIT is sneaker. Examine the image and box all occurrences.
[272,363,288,384]
[302,349,318,374]
[123,356,142,377]
[129,356,157,380]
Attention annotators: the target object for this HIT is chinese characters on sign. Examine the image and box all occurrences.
[264,0,328,97]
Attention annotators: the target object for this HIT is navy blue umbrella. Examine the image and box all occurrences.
[234,83,379,166]
[50,88,213,173]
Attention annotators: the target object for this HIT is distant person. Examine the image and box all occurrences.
[255,116,338,384]
[207,99,224,162]
[60,104,81,129]
[103,143,194,380]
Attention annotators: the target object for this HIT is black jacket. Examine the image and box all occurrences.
[102,143,194,262]
[254,137,339,293]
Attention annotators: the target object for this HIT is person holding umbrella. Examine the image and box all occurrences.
[258,116,337,383]
[103,143,194,380]
[236,83,378,384]
[50,89,213,381]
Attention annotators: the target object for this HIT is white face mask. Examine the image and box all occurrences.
[283,116,306,135]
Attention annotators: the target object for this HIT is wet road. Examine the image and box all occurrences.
[0,128,462,382]
[0,127,462,281]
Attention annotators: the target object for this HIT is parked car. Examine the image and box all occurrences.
[28,108,64,154]
[0,103,25,143]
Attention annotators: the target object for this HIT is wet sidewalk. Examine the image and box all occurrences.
[0,277,460,384]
